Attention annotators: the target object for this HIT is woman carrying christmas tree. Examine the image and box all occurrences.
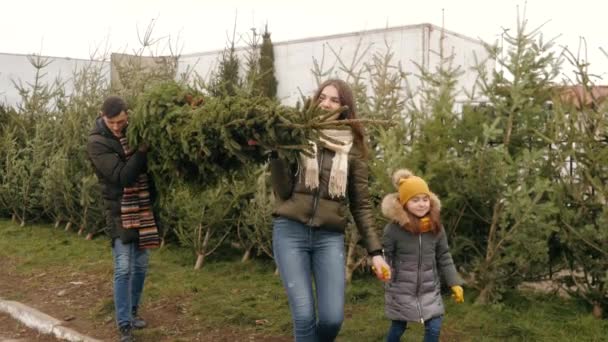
[270,79,390,341]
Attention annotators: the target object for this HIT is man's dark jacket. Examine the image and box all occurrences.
[87,117,152,244]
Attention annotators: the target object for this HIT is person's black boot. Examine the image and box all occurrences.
[132,308,147,329]
[132,315,147,329]
[118,324,133,342]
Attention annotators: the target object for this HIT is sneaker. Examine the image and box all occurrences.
[118,324,133,342]
[132,316,147,329]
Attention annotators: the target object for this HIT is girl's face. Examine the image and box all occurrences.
[318,85,342,120]
[405,194,431,218]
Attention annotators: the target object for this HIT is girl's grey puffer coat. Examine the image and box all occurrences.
[381,169,463,323]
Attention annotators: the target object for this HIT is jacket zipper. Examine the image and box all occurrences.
[307,149,324,225]
[416,234,424,323]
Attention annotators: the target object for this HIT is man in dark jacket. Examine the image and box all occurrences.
[87,96,160,342]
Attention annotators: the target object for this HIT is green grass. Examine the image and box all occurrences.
[0,218,606,341]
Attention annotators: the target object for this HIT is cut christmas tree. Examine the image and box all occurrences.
[128,81,389,186]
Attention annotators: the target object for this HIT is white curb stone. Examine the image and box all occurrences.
[0,299,103,342]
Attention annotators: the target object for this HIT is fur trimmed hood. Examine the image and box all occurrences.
[381,169,441,230]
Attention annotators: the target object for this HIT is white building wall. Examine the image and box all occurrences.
[1,24,493,109]
[0,53,108,108]
[179,24,494,106]
[426,25,493,102]
[272,25,427,105]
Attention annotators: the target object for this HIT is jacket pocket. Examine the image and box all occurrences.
[432,262,440,287]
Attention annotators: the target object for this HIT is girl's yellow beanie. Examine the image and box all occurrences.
[398,176,431,205]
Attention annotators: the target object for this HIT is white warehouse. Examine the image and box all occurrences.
[0,23,493,108]
[179,23,493,106]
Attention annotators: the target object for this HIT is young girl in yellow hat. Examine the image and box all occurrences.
[380,169,464,342]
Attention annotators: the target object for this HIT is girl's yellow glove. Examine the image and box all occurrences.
[451,285,464,303]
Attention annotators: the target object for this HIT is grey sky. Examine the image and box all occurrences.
[2,0,607,81]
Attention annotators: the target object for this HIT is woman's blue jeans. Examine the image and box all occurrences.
[112,238,149,328]
[386,316,443,342]
[273,217,345,342]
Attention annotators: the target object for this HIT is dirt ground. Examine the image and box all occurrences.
[0,258,290,342]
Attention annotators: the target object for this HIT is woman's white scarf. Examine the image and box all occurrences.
[302,129,353,197]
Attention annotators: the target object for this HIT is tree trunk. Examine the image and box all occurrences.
[475,281,493,305]
[21,201,27,228]
[504,112,514,146]
[85,233,94,241]
[241,246,253,263]
[194,253,205,270]
[64,221,72,232]
[345,229,359,284]
[474,203,502,303]
[345,253,355,283]
[54,220,61,228]
[194,226,211,270]
[484,202,502,264]
[347,255,368,284]
[81,208,88,236]
[592,302,603,319]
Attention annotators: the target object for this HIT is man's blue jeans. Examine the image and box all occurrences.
[112,238,149,328]
[386,316,443,342]
[273,217,346,342]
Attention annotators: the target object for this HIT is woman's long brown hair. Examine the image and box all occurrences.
[313,79,368,158]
